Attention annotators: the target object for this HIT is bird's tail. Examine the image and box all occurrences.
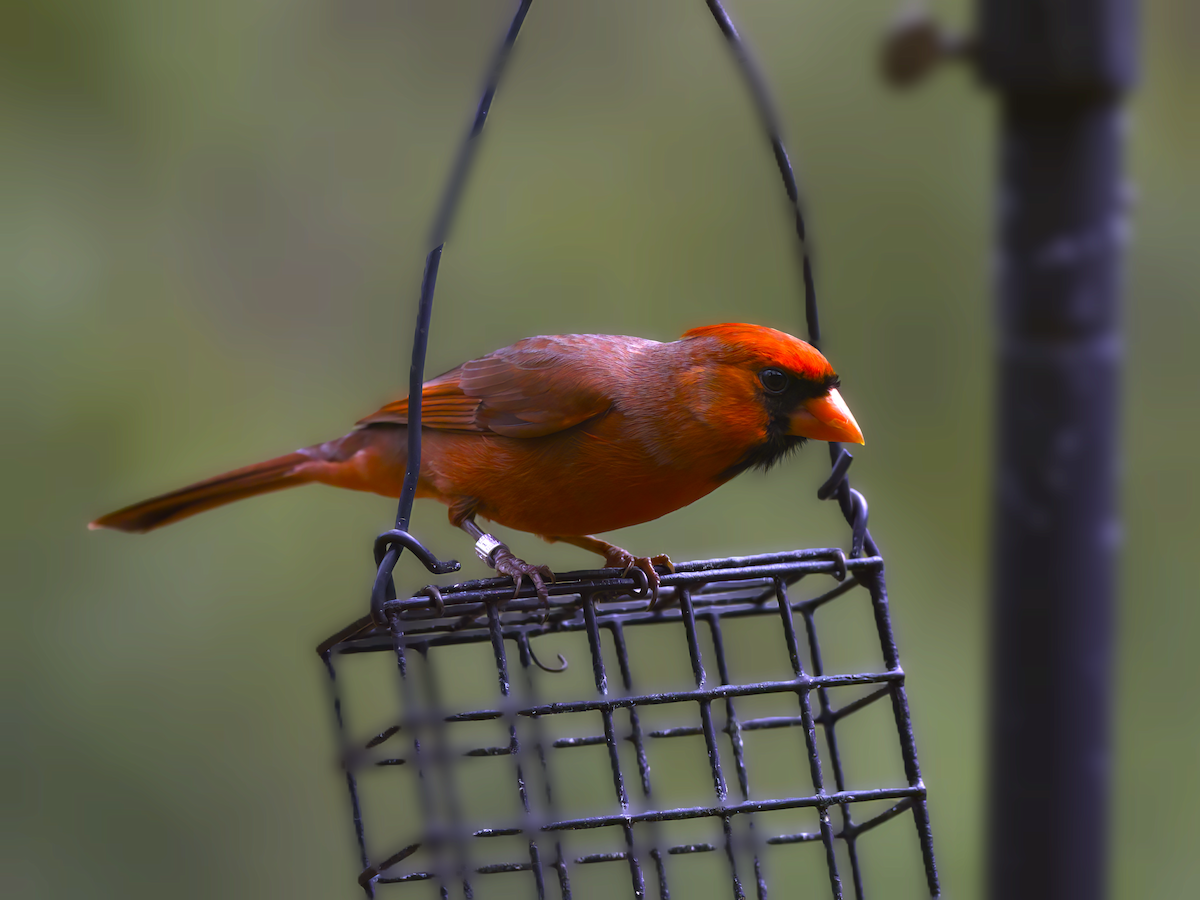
[88,451,317,533]
[88,428,406,534]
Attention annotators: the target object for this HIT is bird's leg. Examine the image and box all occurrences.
[542,534,674,607]
[460,519,554,609]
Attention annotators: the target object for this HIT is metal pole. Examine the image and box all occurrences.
[979,2,1137,898]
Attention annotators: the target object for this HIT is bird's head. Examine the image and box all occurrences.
[681,323,864,476]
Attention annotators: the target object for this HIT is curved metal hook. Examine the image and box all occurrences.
[370,530,460,625]
[848,489,869,558]
[358,842,421,893]
[626,564,651,600]
[815,450,870,561]
[824,547,848,582]
[370,547,401,625]
[527,643,569,674]
[817,448,854,500]
[373,529,461,575]
[414,584,446,617]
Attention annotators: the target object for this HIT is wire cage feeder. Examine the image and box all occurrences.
[317,2,940,897]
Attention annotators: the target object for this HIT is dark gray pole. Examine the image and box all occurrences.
[979,2,1136,898]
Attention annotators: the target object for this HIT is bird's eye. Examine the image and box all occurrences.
[759,368,789,394]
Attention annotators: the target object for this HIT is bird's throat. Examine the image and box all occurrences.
[714,428,806,482]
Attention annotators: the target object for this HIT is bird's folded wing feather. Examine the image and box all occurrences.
[356,334,649,438]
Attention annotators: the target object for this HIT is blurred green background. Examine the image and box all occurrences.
[4,0,1197,897]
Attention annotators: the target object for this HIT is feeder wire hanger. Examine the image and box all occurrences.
[366,0,534,627]
[364,0,874,635]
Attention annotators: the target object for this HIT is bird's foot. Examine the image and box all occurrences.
[465,524,556,621]
[487,544,555,613]
[603,548,675,608]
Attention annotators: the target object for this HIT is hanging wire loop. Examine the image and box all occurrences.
[704,0,820,349]
[704,0,877,559]
[370,530,460,625]
[374,530,461,575]
[814,448,870,558]
[817,448,855,501]
[370,0,534,624]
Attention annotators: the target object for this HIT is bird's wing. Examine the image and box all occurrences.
[357,334,652,438]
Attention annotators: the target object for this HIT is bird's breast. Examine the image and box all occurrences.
[420,410,755,536]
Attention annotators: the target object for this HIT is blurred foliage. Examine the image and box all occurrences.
[2,0,1197,897]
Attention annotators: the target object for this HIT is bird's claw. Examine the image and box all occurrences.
[491,546,555,616]
[605,549,675,608]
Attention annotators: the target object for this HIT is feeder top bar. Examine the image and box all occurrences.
[323,548,874,655]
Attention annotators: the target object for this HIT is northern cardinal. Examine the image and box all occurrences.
[90,323,863,602]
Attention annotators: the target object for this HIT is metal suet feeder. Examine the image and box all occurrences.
[318,2,940,897]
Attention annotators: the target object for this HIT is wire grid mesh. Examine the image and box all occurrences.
[317,1,940,895]
[320,549,938,898]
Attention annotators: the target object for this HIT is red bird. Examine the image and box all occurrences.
[90,323,864,601]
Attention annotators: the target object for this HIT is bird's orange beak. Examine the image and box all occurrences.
[788,389,865,445]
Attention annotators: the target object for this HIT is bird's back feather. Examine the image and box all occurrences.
[357,333,657,437]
